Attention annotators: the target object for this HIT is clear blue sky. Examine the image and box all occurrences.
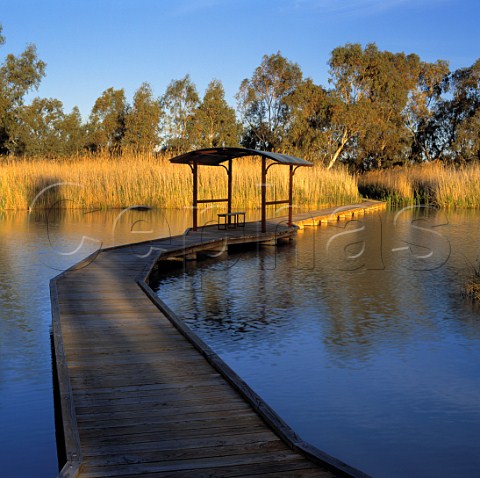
[1,0,479,120]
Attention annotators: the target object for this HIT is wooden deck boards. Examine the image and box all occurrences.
[52,202,384,478]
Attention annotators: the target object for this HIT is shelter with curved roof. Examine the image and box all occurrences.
[170,147,313,232]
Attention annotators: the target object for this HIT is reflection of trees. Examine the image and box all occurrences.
[319,212,444,360]
[156,210,480,365]
[158,247,298,354]
[319,210,480,362]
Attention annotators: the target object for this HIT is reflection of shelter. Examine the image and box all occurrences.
[170,147,313,233]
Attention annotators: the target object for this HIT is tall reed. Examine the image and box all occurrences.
[0,153,360,211]
[359,162,480,208]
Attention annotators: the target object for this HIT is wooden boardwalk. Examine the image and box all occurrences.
[52,201,384,478]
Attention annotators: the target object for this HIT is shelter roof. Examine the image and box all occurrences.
[169,147,313,167]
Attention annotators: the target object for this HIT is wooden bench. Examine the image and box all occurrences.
[217,212,245,230]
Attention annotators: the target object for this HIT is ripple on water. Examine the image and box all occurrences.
[153,210,480,478]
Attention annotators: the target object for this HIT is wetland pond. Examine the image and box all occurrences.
[1,207,480,477]
[0,208,190,477]
[151,207,480,478]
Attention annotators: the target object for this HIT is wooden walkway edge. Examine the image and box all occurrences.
[51,201,385,478]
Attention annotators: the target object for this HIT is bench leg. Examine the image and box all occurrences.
[238,213,245,227]
[218,216,227,230]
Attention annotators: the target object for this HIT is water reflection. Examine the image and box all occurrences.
[0,208,192,477]
[152,209,480,478]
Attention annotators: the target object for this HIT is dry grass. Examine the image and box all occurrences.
[358,168,414,205]
[0,153,360,211]
[359,162,480,208]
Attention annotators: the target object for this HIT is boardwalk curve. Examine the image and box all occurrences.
[52,202,385,478]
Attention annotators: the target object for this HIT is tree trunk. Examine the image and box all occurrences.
[327,129,349,169]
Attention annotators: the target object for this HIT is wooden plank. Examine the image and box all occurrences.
[52,205,385,478]
[78,423,270,448]
[64,343,197,355]
[50,277,82,478]
[60,331,182,342]
[83,439,288,467]
[68,372,222,390]
[57,292,150,300]
[76,409,260,432]
[77,414,266,440]
[81,430,279,457]
[115,462,327,478]
[70,378,225,396]
[75,398,250,421]
[73,387,248,408]
[75,451,319,477]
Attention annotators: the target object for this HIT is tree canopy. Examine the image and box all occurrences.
[236,52,303,151]
[123,82,162,154]
[0,24,46,154]
[1,22,479,169]
[192,79,240,149]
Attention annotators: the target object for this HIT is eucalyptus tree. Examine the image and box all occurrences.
[284,78,332,162]
[451,61,480,161]
[419,59,480,162]
[355,47,422,168]
[123,82,162,154]
[236,52,303,151]
[87,87,127,154]
[326,43,375,169]
[327,43,450,169]
[427,59,480,162]
[403,59,449,162]
[160,74,200,154]
[14,100,86,157]
[192,79,240,148]
[60,106,86,155]
[0,24,46,154]
[14,97,65,156]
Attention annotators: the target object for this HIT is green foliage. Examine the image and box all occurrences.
[192,79,241,148]
[87,87,127,154]
[0,20,479,170]
[428,59,480,163]
[61,106,87,155]
[15,97,65,156]
[404,59,449,161]
[123,82,162,153]
[283,79,332,162]
[160,74,200,154]
[236,52,303,151]
[328,44,426,169]
[0,24,46,154]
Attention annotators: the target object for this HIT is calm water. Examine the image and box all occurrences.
[0,208,192,478]
[152,208,480,478]
[2,207,480,477]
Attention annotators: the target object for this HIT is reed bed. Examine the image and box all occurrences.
[0,153,360,211]
[359,162,480,208]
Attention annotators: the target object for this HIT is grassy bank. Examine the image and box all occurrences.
[359,162,480,208]
[0,153,360,211]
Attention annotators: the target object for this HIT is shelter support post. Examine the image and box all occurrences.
[169,147,313,232]
[288,165,294,226]
[227,159,232,219]
[261,157,267,233]
[192,160,198,231]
